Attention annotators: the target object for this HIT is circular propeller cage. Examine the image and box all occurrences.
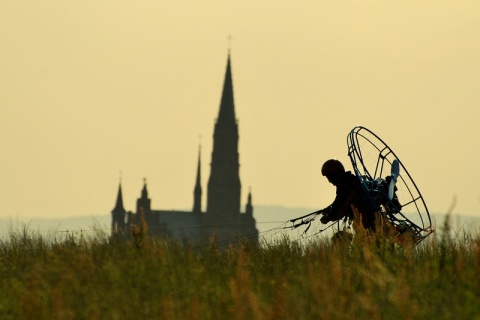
[347,126,434,245]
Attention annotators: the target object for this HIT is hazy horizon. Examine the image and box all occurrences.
[1,1,480,221]
[2,204,477,236]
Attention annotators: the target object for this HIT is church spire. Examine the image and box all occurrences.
[137,178,151,215]
[207,53,241,217]
[246,187,253,216]
[141,178,148,199]
[112,183,125,214]
[111,182,127,235]
[193,145,202,213]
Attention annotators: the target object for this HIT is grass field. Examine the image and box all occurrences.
[0,214,479,320]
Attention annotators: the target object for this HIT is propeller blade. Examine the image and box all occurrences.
[391,159,400,179]
[388,160,400,200]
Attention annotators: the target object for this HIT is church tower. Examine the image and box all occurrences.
[110,52,258,244]
[206,54,241,218]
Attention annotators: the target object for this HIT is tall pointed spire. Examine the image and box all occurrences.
[193,145,202,213]
[207,53,241,217]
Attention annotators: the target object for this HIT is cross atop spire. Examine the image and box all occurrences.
[227,34,233,53]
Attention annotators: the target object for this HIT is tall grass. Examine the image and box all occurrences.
[0,217,479,320]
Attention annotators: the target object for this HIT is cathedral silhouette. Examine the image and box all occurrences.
[111,54,259,245]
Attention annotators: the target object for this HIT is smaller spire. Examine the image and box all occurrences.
[245,186,253,216]
[112,182,127,235]
[196,145,202,185]
[137,178,151,216]
[112,183,126,214]
[193,145,202,213]
[141,178,148,199]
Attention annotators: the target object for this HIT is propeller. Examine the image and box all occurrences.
[388,159,400,200]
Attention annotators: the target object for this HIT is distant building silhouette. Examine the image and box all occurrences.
[111,54,258,245]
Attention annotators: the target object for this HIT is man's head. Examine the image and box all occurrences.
[321,159,345,185]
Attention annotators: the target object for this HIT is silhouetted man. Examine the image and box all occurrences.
[319,159,376,231]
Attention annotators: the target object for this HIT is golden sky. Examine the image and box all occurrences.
[1,1,479,220]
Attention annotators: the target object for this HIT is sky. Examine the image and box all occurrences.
[1,1,479,222]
